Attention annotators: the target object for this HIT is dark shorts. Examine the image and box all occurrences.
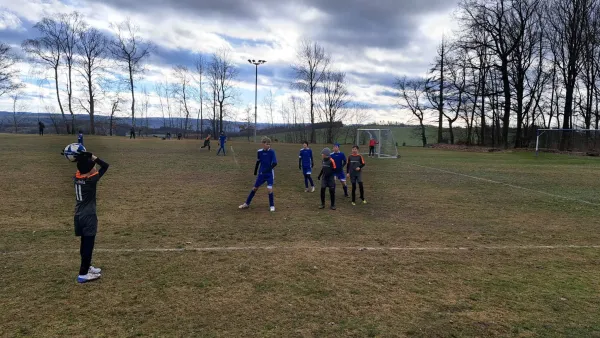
[321,176,335,189]
[74,214,98,237]
[350,173,363,184]
[302,167,312,175]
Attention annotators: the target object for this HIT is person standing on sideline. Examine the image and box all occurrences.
[38,121,45,136]
[130,127,136,139]
[347,145,367,205]
[331,143,349,198]
[78,130,84,145]
[368,137,378,157]
[299,141,315,192]
[318,147,337,210]
[201,134,212,151]
[217,131,227,156]
[72,151,109,283]
[239,137,278,212]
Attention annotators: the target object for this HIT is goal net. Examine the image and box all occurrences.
[356,128,399,158]
[535,129,600,156]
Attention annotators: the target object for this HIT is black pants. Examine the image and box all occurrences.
[39,129,44,136]
[321,187,335,207]
[369,146,375,156]
[130,132,136,139]
[352,182,365,202]
[79,236,96,275]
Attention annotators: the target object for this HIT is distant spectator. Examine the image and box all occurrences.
[38,121,45,136]
[78,130,84,145]
[177,132,182,140]
[130,127,136,139]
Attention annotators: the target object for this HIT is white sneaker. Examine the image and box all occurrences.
[270,206,275,212]
[88,266,101,274]
[305,188,309,192]
[310,186,315,193]
[77,272,101,283]
[239,203,250,209]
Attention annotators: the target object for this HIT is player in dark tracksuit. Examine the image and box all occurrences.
[318,147,337,210]
[73,152,109,283]
[201,134,211,151]
[347,145,367,205]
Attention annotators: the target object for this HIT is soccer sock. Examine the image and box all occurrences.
[246,190,257,205]
[308,175,314,187]
[79,236,96,275]
[359,182,365,200]
[320,188,326,205]
[330,188,336,207]
[304,175,309,188]
[269,192,274,207]
[343,185,348,196]
[352,183,356,202]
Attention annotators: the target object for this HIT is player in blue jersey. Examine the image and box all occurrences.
[239,137,278,212]
[217,131,227,156]
[299,141,315,192]
[331,143,349,198]
[78,130,84,145]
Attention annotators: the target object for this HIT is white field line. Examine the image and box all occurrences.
[2,244,600,256]
[230,146,240,168]
[406,163,600,206]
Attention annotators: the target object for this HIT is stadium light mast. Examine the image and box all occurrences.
[248,59,266,143]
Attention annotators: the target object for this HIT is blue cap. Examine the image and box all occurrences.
[334,143,340,148]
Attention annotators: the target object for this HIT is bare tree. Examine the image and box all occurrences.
[396,76,431,147]
[242,105,253,141]
[319,71,349,143]
[109,19,152,127]
[22,18,70,133]
[262,89,275,127]
[427,36,451,143]
[10,92,26,133]
[460,0,537,148]
[0,43,22,97]
[194,54,206,137]
[172,65,193,137]
[546,0,597,150]
[77,26,106,135]
[291,40,330,143]
[208,49,238,133]
[59,12,84,134]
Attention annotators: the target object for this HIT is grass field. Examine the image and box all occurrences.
[1,134,600,337]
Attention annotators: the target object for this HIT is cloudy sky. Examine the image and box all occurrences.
[0,0,458,124]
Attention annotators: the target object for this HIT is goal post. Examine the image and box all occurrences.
[535,129,600,156]
[356,128,399,158]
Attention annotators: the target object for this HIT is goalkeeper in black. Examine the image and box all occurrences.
[72,151,110,283]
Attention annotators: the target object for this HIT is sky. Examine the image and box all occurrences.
[0,0,458,124]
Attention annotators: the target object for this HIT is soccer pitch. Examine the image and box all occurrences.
[1,134,599,337]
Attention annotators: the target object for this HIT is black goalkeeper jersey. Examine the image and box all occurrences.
[74,158,109,216]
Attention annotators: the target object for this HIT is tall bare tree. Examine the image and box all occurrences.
[173,65,193,137]
[547,0,597,149]
[10,92,26,133]
[291,40,330,143]
[22,18,69,133]
[109,19,152,127]
[0,43,22,97]
[59,12,84,134]
[208,49,238,133]
[396,76,431,147]
[319,71,348,143]
[262,89,275,127]
[77,26,106,134]
[195,54,206,138]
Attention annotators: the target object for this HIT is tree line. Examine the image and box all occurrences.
[398,0,600,150]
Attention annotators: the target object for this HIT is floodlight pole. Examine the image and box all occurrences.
[248,59,266,143]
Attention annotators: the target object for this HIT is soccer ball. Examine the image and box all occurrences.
[63,143,86,162]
